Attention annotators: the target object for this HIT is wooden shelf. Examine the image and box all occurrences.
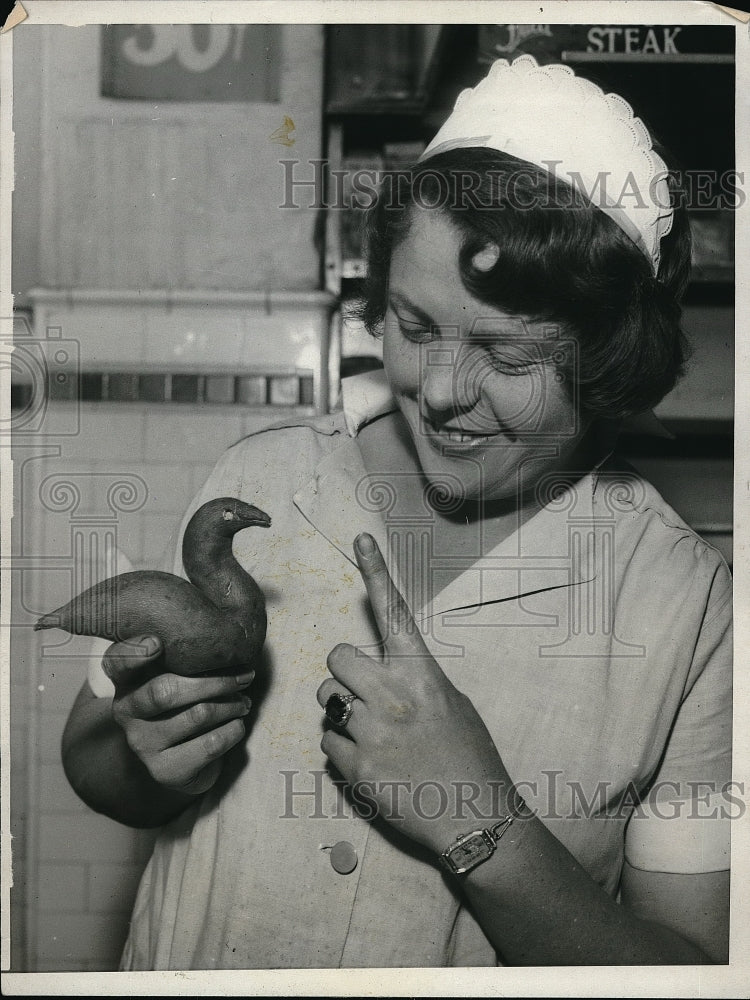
[562,51,734,64]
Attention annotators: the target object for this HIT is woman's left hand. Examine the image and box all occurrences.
[317,532,511,854]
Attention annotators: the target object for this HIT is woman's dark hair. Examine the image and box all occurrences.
[355,147,692,421]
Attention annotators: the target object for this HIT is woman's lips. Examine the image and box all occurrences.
[441,428,491,443]
[422,417,499,452]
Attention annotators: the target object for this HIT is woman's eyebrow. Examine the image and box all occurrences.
[388,291,435,328]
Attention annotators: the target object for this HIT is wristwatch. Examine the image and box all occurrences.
[438,815,514,876]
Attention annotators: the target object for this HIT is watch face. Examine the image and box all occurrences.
[446,831,493,874]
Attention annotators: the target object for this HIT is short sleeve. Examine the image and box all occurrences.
[625,558,732,873]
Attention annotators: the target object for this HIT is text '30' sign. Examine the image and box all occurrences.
[101,24,281,102]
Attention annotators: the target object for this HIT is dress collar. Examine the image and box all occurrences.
[341,369,397,437]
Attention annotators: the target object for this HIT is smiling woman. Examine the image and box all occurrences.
[376,209,590,515]
[60,54,731,969]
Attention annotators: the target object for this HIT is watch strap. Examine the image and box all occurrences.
[488,814,514,844]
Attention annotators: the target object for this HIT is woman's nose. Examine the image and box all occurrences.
[420,346,477,415]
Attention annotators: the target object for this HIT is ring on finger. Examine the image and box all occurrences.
[325,691,359,729]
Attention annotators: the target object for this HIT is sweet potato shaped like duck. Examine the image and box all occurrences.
[34,498,271,676]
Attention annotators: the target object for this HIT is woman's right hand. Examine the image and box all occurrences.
[102,634,254,796]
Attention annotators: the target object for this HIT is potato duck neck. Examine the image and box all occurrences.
[181,499,270,615]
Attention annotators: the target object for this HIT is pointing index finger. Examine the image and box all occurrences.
[354,533,423,654]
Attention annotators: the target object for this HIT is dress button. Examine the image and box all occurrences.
[330,841,358,874]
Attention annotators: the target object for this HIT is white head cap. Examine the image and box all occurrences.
[420,55,674,275]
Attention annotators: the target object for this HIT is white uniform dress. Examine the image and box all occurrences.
[89,372,732,970]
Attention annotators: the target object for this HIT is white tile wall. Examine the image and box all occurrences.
[29,291,336,413]
[36,864,89,913]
